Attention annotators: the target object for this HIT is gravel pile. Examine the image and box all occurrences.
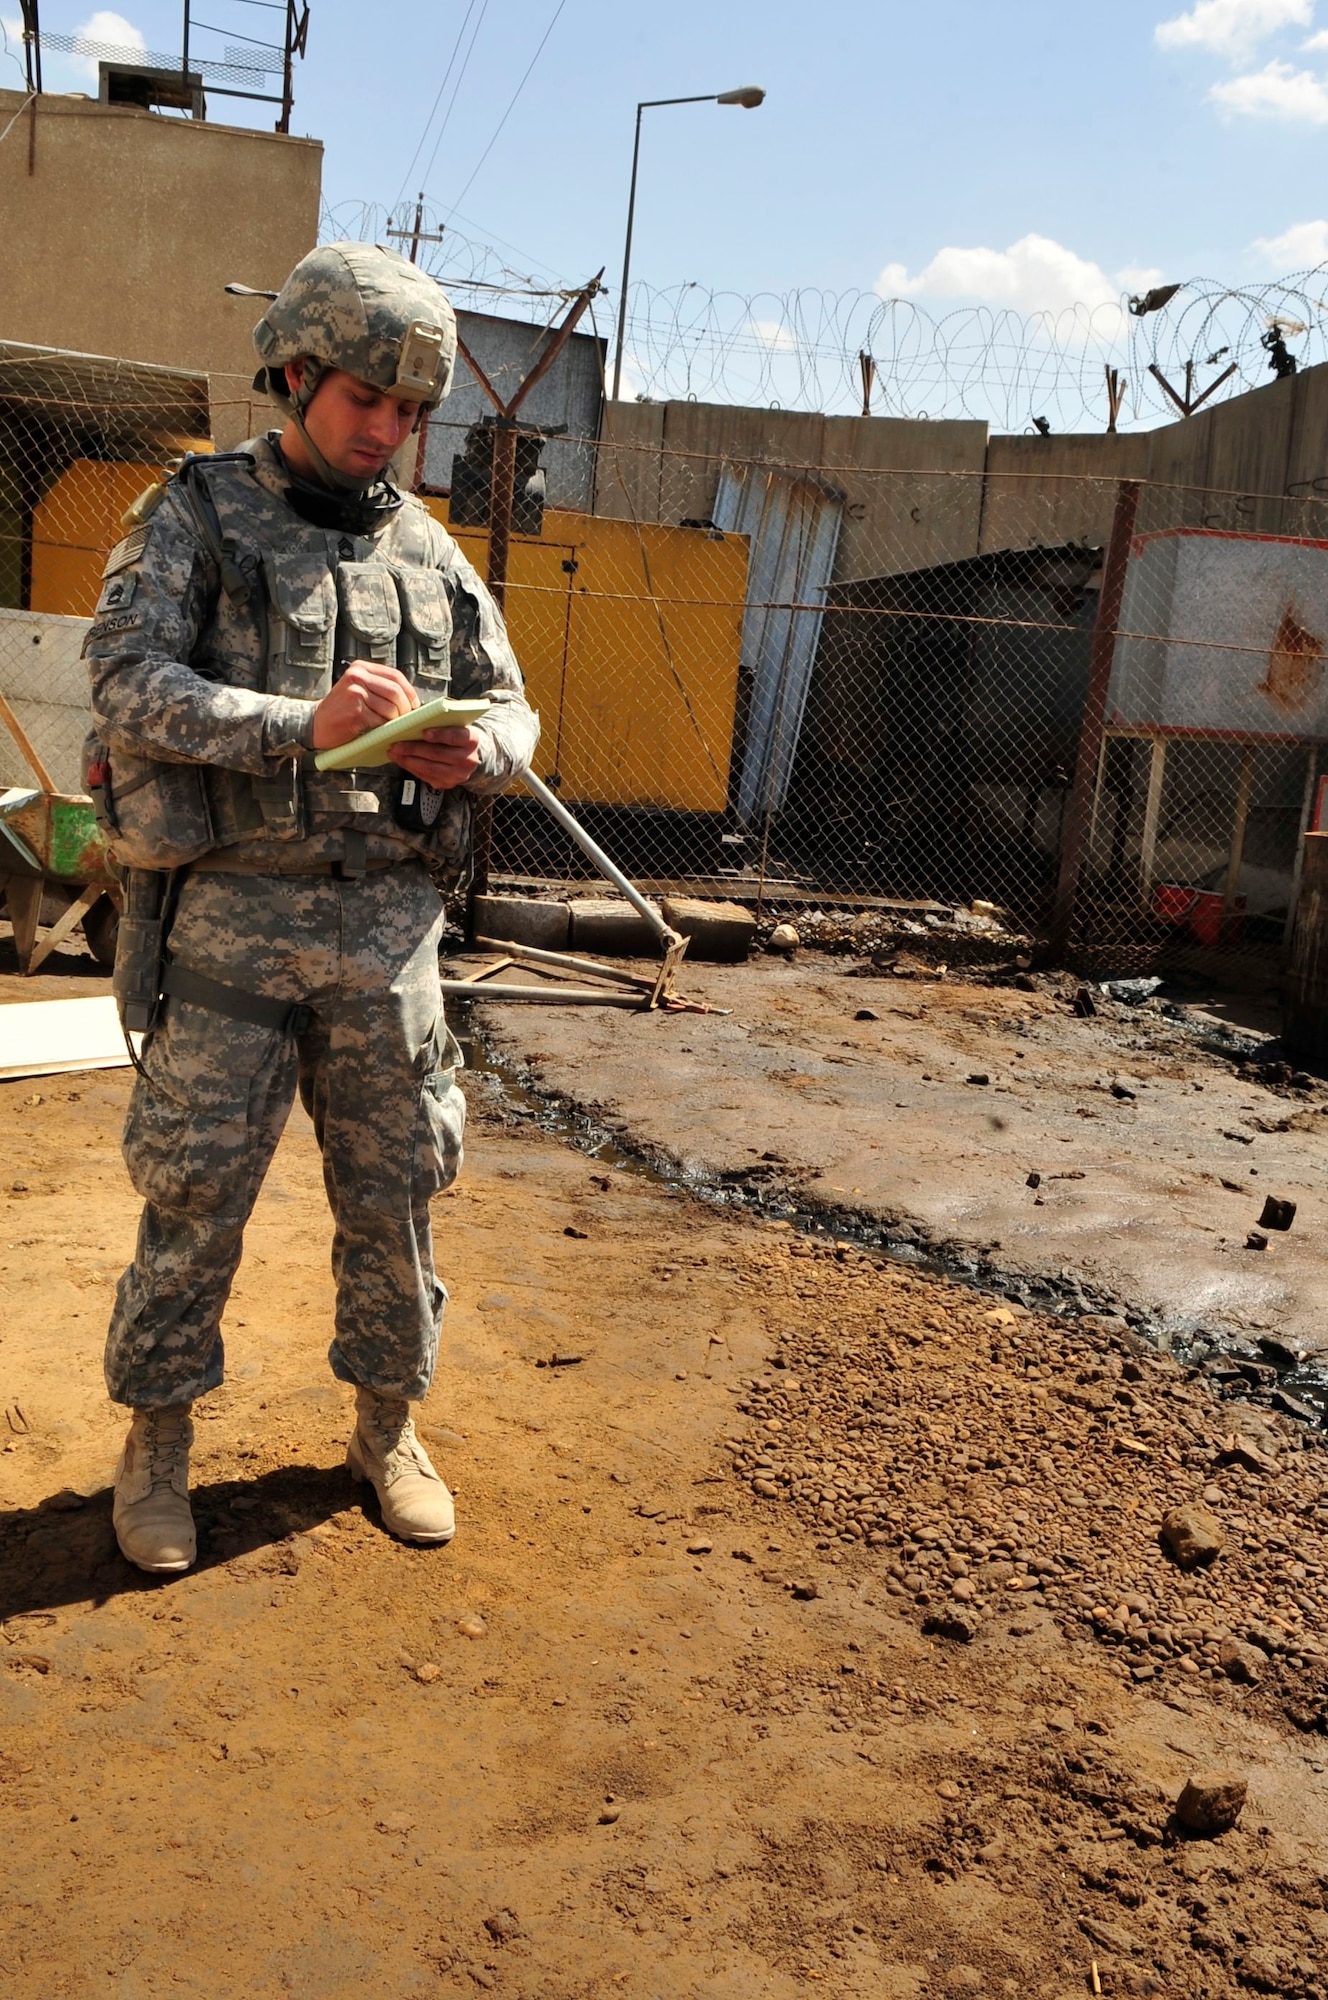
[719,1230,1328,1723]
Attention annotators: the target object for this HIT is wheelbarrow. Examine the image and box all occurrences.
[0,689,118,974]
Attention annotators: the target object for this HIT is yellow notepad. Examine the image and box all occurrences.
[313,695,491,771]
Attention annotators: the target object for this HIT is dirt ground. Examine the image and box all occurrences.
[2,936,1328,1999]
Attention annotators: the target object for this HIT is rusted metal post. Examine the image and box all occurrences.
[468,420,518,910]
[457,276,602,928]
[1048,478,1141,961]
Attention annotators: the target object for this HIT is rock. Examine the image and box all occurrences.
[1111,1081,1137,1101]
[966,1073,990,1086]
[661,895,757,963]
[1258,1334,1307,1370]
[1174,1770,1247,1836]
[1079,1914,1139,1954]
[455,1615,487,1640]
[482,1910,522,1944]
[1160,1504,1225,1570]
[854,1007,880,1022]
[38,1488,85,1513]
[1245,1231,1269,1252]
[1072,985,1097,1018]
[752,1478,780,1498]
[1026,1171,1041,1189]
[951,1578,976,1601]
[923,1608,981,1643]
[1219,1639,1265,1685]
[472,894,570,951]
[767,923,800,954]
[1272,1389,1318,1422]
[597,1805,621,1825]
[935,1780,962,1800]
[790,1581,819,1601]
[414,1663,443,1685]
[1257,1195,1297,1232]
[685,1539,713,1555]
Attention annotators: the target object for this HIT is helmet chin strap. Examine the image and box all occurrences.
[290,359,379,495]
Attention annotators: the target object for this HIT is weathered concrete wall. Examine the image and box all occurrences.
[594,360,1328,579]
[595,401,988,583]
[0,90,321,447]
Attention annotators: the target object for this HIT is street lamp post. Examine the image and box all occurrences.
[610,84,765,404]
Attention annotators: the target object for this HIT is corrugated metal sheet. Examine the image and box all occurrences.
[713,462,843,824]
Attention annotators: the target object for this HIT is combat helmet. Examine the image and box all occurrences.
[252,241,457,491]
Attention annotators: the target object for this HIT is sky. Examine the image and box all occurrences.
[8,0,1328,418]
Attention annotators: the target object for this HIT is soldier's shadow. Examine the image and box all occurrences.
[0,1462,354,1620]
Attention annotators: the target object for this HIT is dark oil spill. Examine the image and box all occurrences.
[454,1007,1328,1424]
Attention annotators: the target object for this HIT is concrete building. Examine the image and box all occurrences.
[0,87,321,446]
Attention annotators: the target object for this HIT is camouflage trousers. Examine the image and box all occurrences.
[105,861,465,1408]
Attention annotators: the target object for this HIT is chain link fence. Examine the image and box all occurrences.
[457,438,1328,983]
[3,342,1326,985]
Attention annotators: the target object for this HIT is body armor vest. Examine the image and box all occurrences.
[85,440,510,878]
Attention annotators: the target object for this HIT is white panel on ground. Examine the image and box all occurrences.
[0,994,130,1079]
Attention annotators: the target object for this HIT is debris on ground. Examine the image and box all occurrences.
[719,1234,1328,1726]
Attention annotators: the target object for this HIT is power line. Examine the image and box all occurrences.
[441,0,568,224]
[415,0,491,211]
[391,0,484,216]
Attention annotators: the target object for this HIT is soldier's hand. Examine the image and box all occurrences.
[311,663,418,749]
[389,726,483,789]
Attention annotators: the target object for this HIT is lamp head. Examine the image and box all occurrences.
[716,85,765,107]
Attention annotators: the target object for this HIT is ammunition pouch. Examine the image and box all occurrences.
[113,867,174,1035]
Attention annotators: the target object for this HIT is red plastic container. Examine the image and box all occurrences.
[1152,882,1245,945]
[1187,890,1245,947]
[1152,883,1197,925]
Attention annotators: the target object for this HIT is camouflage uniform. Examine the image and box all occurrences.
[88,409,537,1406]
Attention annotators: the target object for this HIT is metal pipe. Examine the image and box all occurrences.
[441,980,644,1007]
[474,936,655,989]
[611,101,645,404]
[521,768,676,947]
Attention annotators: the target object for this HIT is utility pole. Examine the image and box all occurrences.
[386,195,447,266]
[456,273,604,910]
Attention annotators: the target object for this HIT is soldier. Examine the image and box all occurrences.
[85,242,538,1574]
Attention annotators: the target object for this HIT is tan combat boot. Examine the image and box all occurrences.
[113,1404,196,1574]
[346,1386,455,1544]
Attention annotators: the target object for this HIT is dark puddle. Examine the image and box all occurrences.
[454,1008,1328,1425]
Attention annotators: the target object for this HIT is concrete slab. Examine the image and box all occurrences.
[661,894,756,962]
[472,894,570,950]
[568,896,661,957]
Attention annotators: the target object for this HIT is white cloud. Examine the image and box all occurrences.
[1251,217,1328,262]
[1,12,28,84]
[1211,56,1328,116]
[68,11,146,82]
[878,234,1138,316]
[1118,262,1169,292]
[1156,0,1312,61]
[748,317,798,353]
